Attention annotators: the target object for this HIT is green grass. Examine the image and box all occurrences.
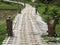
[0,23,6,34]
[0,1,23,9]
[0,2,18,9]
[0,34,6,45]
[0,23,6,45]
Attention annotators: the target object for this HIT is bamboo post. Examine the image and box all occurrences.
[47,17,56,37]
[6,16,13,37]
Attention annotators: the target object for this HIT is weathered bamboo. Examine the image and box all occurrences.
[6,16,13,37]
[47,16,57,37]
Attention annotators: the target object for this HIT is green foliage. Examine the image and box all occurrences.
[48,9,58,19]
[0,23,6,34]
[41,35,60,43]
[56,24,60,37]
[0,34,6,45]
[0,23,6,45]
[29,2,60,37]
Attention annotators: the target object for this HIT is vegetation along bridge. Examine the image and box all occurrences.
[2,0,55,45]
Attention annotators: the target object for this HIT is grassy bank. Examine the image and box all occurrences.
[0,1,24,45]
[0,1,23,9]
[0,10,16,45]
